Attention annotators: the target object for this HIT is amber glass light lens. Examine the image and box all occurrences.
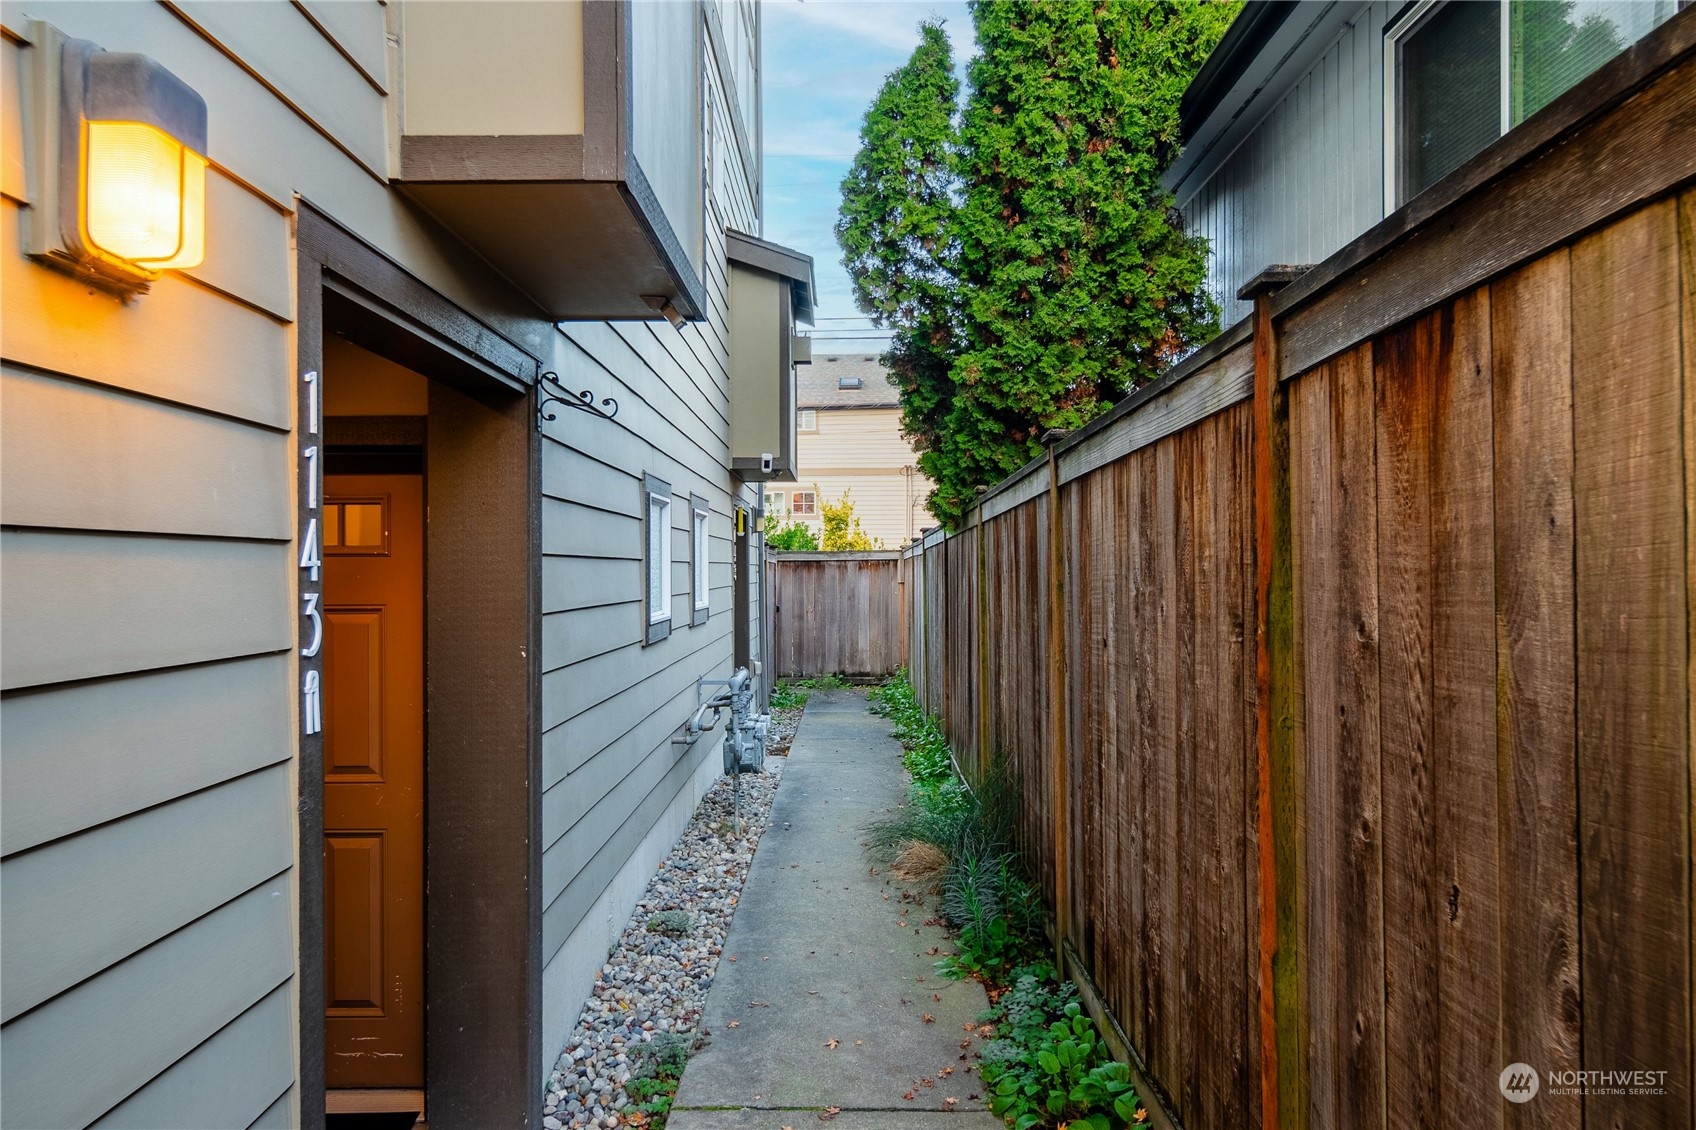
[84,120,206,270]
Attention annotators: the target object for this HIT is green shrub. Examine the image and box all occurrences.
[979,1003,1140,1130]
[770,682,810,712]
[622,1032,693,1127]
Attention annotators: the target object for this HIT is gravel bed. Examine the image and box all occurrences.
[544,759,785,1129]
[765,705,803,755]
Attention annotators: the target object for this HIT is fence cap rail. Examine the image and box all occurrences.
[770,550,905,560]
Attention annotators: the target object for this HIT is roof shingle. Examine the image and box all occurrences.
[797,353,900,408]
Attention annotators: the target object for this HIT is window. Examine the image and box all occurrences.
[838,377,862,390]
[791,490,817,517]
[644,474,672,643]
[690,495,710,626]
[764,490,785,513]
[798,409,818,432]
[1388,0,1675,207]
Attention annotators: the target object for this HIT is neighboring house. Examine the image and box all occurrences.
[1168,0,1684,327]
[768,353,934,547]
[0,4,810,1128]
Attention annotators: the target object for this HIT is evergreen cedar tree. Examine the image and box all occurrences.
[837,2,1240,529]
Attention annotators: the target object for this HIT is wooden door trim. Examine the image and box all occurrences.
[297,204,544,1129]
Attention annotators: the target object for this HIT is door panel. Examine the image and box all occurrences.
[323,474,424,1090]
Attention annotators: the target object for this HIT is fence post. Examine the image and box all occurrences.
[1247,268,1307,1130]
[976,512,992,783]
[1046,441,1070,970]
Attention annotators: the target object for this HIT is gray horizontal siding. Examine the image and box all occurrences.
[1,199,291,429]
[1,654,292,856]
[1,366,291,540]
[90,986,293,1130]
[295,0,388,91]
[0,530,292,690]
[170,0,389,176]
[2,765,292,1021]
[1179,1,1390,326]
[247,1088,294,1130]
[0,875,293,1130]
[538,29,768,1070]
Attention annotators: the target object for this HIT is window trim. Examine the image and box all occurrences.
[797,408,818,432]
[690,493,711,626]
[764,490,786,513]
[644,473,673,644]
[791,489,817,517]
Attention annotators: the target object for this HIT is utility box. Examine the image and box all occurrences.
[727,230,814,482]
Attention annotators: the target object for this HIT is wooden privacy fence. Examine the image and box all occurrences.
[905,24,1696,1130]
[768,551,907,678]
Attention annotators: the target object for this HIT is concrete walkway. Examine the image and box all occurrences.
[668,689,1002,1129]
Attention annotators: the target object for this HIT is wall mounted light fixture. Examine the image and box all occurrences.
[27,21,208,292]
[643,294,688,330]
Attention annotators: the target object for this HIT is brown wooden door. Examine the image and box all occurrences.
[323,474,425,1089]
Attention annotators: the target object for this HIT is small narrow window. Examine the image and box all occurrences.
[838,377,862,390]
[690,494,711,626]
[644,474,673,643]
[792,490,817,517]
[798,409,818,432]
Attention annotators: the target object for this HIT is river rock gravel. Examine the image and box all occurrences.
[545,760,785,1129]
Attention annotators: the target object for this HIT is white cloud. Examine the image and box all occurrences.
[763,0,962,54]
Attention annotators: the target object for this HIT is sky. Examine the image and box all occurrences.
[760,0,971,354]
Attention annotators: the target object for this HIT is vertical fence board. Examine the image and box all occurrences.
[1490,250,1583,1128]
[1573,199,1692,1126]
[1373,316,1440,1128]
[1292,345,1385,1130]
[1428,288,1503,1125]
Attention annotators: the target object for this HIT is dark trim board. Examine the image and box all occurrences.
[295,204,545,1130]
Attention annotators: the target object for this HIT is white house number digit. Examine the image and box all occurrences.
[300,370,322,735]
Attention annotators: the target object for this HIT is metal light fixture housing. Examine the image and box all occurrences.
[26,21,208,291]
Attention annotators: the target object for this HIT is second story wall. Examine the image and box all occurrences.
[1173,2,1389,328]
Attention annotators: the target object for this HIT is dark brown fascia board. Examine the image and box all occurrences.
[583,0,625,181]
[621,157,710,321]
[399,134,587,182]
[726,230,816,323]
[297,199,543,390]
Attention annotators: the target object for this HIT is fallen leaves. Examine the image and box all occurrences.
[922,1013,935,1024]
[819,1107,841,1122]
[727,1021,740,1029]
[748,1000,770,1008]
[944,1097,959,1108]
[823,1038,840,1049]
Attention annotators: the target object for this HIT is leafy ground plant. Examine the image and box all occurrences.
[621,1033,692,1128]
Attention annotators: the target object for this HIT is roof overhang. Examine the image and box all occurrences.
[1166,1,1367,199]
[726,230,815,325]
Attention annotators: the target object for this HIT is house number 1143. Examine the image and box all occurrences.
[300,368,323,736]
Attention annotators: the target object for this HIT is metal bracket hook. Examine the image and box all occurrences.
[536,371,619,432]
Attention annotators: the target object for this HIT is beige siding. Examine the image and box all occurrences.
[788,406,934,546]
